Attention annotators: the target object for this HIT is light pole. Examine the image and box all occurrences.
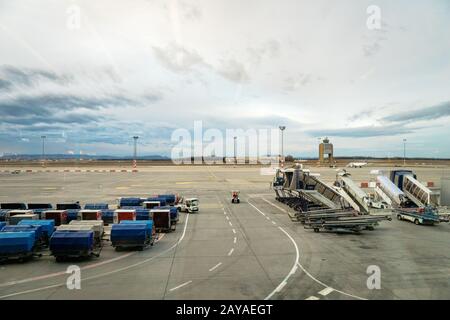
[403,138,407,166]
[233,136,237,164]
[133,136,139,168]
[279,126,286,167]
[41,135,46,167]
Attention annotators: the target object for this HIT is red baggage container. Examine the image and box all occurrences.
[78,210,102,221]
[114,210,136,223]
[43,210,68,226]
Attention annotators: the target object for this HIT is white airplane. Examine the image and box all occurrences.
[347,162,368,168]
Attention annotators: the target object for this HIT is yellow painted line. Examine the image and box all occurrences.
[176,182,193,185]
[130,184,143,187]
[42,187,57,190]
[115,187,130,190]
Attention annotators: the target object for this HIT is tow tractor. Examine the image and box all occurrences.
[176,197,199,213]
[231,190,240,204]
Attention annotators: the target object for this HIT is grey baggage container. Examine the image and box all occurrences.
[9,213,39,225]
[69,220,104,242]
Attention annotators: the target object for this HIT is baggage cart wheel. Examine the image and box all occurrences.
[397,214,402,220]
[314,228,320,233]
[414,219,420,225]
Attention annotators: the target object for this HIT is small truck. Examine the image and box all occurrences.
[395,206,441,225]
[176,197,199,213]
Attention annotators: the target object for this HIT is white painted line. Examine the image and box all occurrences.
[226,216,230,220]
[252,199,368,301]
[262,197,290,213]
[233,237,237,244]
[209,262,222,272]
[266,216,270,220]
[232,229,236,234]
[271,221,276,225]
[247,201,303,301]
[0,211,192,299]
[296,260,367,301]
[306,296,320,300]
[275,281,287,292]
[319,287,334,296]
[169,280,192,292]
[228,248,234,256]
[228,221,233,227]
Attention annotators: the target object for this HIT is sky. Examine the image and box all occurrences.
[0,0,449,158]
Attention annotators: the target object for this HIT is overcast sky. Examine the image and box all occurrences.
[0,0,449,158]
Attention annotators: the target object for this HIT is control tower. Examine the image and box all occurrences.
[319,137,334,165]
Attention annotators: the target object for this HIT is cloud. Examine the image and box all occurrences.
[0,65,70,87]
[382,101,450,123]
[247,40,281,65]
[306,125,415,138]
[347,109,374,122]
[0,78,11,90]
[179,1,202,21]
[152,43,249,83]
[216,59,249,83]
[284,73,313,91]
[152,44,207,74]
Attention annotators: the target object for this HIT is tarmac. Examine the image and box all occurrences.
[0,164,449,300]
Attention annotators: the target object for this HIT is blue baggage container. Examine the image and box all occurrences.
[1,225,43,243]
[18,220,55,237]
[84,203,109,210]
[49,230,94,255]
[120,220,153,237]
[27,203,52,210]
[0,203,26,210]
[119,197,143,207]
[135,208,151,220]
[0,222,6,231]
[101,209,115,224]
[110,224,149,247]
[66,209,80,223]
[0,232,35,254]
[0,210,9,222]
[147,197,167,206]
[158,194,176,205]
[158,206,179,221]
[28,204,52,218]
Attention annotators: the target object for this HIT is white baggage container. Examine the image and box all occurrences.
[8,210,34,217]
